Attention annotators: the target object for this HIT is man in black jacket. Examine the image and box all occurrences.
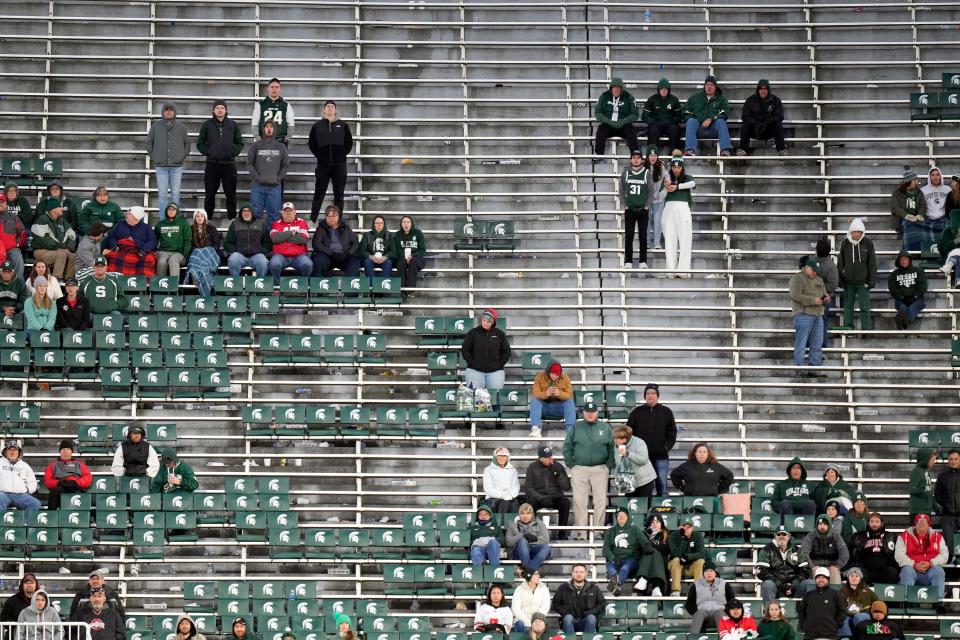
[55,278,92,330]
[308,100,353,220]
[197,99,244,220]
[524,446,572,539]
[69,570,125,620]
[798,567,845,640]
[756,526,812,604]
[310,206,360,276]
[934,448,960,563]
[0,574,37,623]
[552,564,605,634]
[71,587,124,640]
[737,79,786,156]
[626,383,677,496]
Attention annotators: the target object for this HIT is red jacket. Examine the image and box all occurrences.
[895,526,948,567]
[718,615,758,640]
[43,458,93,490]
[269,218,310,257]
[0,212,25,251]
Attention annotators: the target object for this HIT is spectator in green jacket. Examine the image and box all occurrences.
[812,463,857,514]
[641,78,683,154]
[154,203,191,277]
[35,180,80,230]
[81,257,126,315]
[151,448,199,495]
[359,215,393,282]
[31,203,78,279]
[666,516,706,595]
[937,208,960,286]
[0,260,29,316]
[841,492,870,544]
[594,77,639,156]
[620,150,650,268]
[888,251,927,330]
[890,170,928,252]
[390,215,426,294]
[602,506,662,596]
[469,502,505,567]
[4,183,33,229]
[563,402,615,539]
[837,218,876,331]
[774,457,816,515]
[78,186,123,236]
[908,448,939,521]
[683,74,733,157]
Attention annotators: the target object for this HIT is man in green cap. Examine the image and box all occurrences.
[667,516,706,595]
[789,256,828,377]
[641,79,682,154]
[563,401,614,539]
[150,448,199,495]
[593,77,639,155]
[738,79,787,156]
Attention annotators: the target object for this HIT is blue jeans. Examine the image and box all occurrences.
[156,166,183,215]
[684,118,732,153]
[838,612,870,637]
[652,457,669,496]
[464,368,505,391]
[228,252,269,277]
[470,539,501,566]
[561,615,597,634]
[822,298,833,349]
[900,564,945,599]
[363,257,393,280]
[269,253,312,286]
[606,557,638,583]
[793,313,824,367]
[250,183,282,225]
[529,397,576,430]
[647,201,665,248]
[511,538,551,571]
[0,492,41,511]
[895,297,926,323]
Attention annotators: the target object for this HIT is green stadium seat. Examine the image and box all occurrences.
[33,158,62,180]
[1,158,32,183]
[339,527,370,560]
[750,512,780,533]
[357,333,386,364]
[324,334,356,363]
[303,528,338,559]
[376,406,408,436]
[370,277,401,304]
[154,295,183,313]
[910,92,941,121]
[339,406,371,436]
[342,275,371,304]
[454,219,483,251]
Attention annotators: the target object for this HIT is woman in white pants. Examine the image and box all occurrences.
[661,154,696,277]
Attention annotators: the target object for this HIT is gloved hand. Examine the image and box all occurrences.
[524,533,538,543]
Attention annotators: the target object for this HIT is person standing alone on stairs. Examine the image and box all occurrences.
[620,150,650,269]
[309,101,353,220]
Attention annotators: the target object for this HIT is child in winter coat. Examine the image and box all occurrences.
[717,598,758,640]
[757,601,795,640]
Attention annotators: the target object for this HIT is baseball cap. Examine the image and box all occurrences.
[94,256,108,266]
[537,446,553,458]
[0,260,13,271]
[89,569,105,578]
[583,401,598,413]
[64,278,79,286]
[282,202,296,211]
[814,567,830,578]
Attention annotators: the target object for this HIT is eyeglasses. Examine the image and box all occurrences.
[774,532,789,537]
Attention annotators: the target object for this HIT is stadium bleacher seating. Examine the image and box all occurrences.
[2,0,960,638]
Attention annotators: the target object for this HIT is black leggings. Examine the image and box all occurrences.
[625,480,656,498]
[624,207,649,264]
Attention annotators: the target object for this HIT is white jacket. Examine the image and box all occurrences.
[483,461,520,500]
[110,444,160,478]
[511,581,551,627]
[475,603,513,632]
[0,457,37,494]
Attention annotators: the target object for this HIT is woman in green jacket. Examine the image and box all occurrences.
[908,448,940,520]
[154,203,191,277]
[390,215,426,293]
[78,186,123,235]
[359,215,393,281]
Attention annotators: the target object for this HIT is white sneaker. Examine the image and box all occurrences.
[624,263,633,269]
[636,577,648,591]
[529,426,543,439]
[638,262,649,269]
[58,567,71,574]
[654,245,661,250]
[940,263,953,275]
[651,587,662,597]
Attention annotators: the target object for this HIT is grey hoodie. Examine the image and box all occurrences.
[922,166,951,221]
[147,103,190,167]
[16,590,63,640]
[246,130,290,186]
[174,614,207,640]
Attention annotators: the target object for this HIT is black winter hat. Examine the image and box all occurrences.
[704,74,718,86]
[58,439,74,452]
[815,238,832,258]
[213,99,228,110]
[644,383,660,397]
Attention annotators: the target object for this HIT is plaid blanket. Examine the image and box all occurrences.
[107,237,156,276]
[187,246,220,297]
[901,216,947,252]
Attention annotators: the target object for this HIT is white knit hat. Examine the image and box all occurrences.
[128,206,147,223]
